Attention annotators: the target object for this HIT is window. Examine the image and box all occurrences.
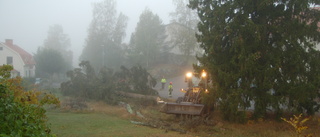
[7,56,13,65]
[0,47,3,50]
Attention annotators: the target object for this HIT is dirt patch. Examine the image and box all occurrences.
[60,97,88,110]
[86,101,134,119]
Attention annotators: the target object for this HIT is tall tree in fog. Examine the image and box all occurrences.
[190,0,320,122]
[169,0,199,64]
[43,24,73,69]
[34,48,68,78]
[129,9,166,68]
[80,0,128,71]
[35,24,72,78]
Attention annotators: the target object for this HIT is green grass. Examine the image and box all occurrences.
[47,111,192,137]
[46,109,320,137]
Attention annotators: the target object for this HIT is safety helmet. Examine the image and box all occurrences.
[170,82,172,84]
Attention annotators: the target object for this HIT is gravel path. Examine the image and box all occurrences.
[154,75,187,99]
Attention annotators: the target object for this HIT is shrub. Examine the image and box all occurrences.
[281,114,312,137]
[0,65,59,136]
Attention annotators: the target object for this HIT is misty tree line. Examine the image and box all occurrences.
[33,0,198,103]
[32,0,320,123]
[34,0,199,78]
[80,0,200,71]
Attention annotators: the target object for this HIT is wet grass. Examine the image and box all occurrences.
[47,100,320,137]
[47,110,192,137]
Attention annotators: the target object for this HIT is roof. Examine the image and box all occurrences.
[1,40,36,65]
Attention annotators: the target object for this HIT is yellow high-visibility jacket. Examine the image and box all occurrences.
[161,78,166,83]
[168,85,173,90]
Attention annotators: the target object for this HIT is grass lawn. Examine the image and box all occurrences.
[46,99,320,137]
[47,110,193,137]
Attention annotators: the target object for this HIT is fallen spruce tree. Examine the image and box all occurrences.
[61,61,158,105]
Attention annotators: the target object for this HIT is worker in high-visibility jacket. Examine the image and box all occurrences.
[168,82,173,97]
[161,77,166,90]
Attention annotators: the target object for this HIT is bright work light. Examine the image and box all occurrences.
[186,72,192,78]
[201,71,207,78]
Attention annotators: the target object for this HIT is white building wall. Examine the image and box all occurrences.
[24,65,36,77]
[0,43,26,77]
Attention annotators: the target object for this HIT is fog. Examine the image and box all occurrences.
[0,0,174,66]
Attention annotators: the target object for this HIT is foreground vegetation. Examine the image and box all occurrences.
[0,65,59,136]
[47,98,320,137]
[48,60,320,136]
[3,63,318,136]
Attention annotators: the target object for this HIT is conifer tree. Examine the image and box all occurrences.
[128,8,166,68]
[190,0,320,121]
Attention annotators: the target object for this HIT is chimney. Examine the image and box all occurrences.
[5,39,13,46]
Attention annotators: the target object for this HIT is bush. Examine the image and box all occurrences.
[0,84,51,136]
[0,65,59,136]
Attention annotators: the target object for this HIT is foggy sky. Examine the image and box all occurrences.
[0,0,174,66]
